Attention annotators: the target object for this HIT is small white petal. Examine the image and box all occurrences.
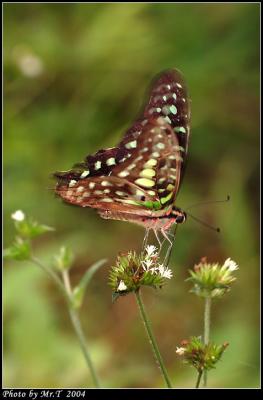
[117,280,127,291]
[145,245,158,257]
[157,264,173,279]
[176,346,186,355]
[223,258,239,271]
[11,210,25,222]
[149,267,158,275]
[142,259,154,271]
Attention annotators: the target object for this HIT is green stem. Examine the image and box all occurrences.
[30,257,101,388]
[195,370,203,388]
[61,270,101,388]
[135,290,173,388]
[68,306,101,388]
[30,256,67,298]
[203,296,212,387]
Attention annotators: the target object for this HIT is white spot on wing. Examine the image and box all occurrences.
[80,170,90,178]
[94,161,101,170]
[156,143,165,150]
[127,163,136,170]
[125,140,137,149]
[106,157,116,166]
[135,178,155,188]
[147,190,156,196]
[141,147,149,153]
[69,180,77,187]
[164,116,171,124]
[118,170,129,178]
[116,190,127,196]
[101,181,113,187]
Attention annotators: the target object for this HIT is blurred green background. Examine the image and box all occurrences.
[4,3,260,388]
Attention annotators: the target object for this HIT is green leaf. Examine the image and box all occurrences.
[3,238,31,261]
[53,246,74,271]
[15,219,54,239]
[72,259,107,308]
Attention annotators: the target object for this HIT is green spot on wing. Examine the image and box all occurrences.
[160,192,173,205]
[139,200,162,210]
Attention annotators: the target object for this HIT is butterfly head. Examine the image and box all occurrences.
[171,206,187,224]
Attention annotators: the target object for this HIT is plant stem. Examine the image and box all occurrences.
[62,270,101,388]
[135,290,173,388]
[203,296,212,387]
[30,257,101,388]
[195,370,203,388]
[30,256,67,298]
[68,306,101,388]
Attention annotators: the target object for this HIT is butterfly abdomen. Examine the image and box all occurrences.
[99,210,177,231]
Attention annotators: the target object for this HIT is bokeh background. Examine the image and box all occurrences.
[4,3,260,388]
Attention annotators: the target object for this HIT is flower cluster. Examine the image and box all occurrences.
[109,245,173,298]
[187,256,239,298]
[4,210,54,261]
[176,336,229,373]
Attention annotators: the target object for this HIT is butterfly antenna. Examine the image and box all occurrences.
[187,212,220,233]
[185,195,230,211]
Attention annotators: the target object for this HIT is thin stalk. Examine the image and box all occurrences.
[135,290,173,388]
[195,370,203,388]
[203,296,212,387]
[30,256,67,298]
[62,270,101,388]
[30,256,101,388]
[68,307,101,388]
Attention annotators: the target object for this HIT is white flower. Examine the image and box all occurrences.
[117,280,127,292]
[222,258,239,272]
[142,258,154,271]
[157,264,173,279]
[149,267,158,275]
[145,245,158,258]
[176,346,186,356]
[11,210,25,222]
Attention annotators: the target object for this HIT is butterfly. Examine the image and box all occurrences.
[54,69,190,247]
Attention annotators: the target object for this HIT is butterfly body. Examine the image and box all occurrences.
[98,205,186,231]
[54,69,190,238]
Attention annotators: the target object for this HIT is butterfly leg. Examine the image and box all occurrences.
[153,229,164,252]
[161,229,175,267]
[142,228,150,251]
[161,229,173,246]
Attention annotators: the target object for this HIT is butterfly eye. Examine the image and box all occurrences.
[172,209,186,224]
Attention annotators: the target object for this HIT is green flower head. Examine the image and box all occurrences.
[109,245,173,299]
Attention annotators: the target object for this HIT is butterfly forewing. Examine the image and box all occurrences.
[54,69,190,218]
[124,69,190,179]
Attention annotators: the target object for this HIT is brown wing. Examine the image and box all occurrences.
[54,69,190,187]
